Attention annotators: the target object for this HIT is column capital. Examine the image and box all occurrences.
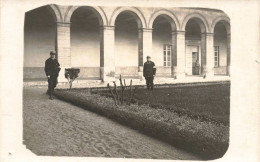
[172,30,185,35]
[56,21,71,27]
[101,25,115,30]
[138,28,153,32]
[201,32,214,36]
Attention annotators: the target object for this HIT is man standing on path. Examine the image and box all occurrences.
[45,51,60,100]
[143,56,156,91]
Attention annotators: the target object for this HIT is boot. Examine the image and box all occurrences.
[46,89,50,95]
[49,88,54,100]
[151,83,154,91]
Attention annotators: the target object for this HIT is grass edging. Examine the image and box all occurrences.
[54,89,229,160]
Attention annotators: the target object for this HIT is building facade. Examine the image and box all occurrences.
[24,4,231,82]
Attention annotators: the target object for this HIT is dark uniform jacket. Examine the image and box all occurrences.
[44,58,60,76]
[143,61,156,77]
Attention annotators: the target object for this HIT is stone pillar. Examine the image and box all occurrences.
[227,34,231,76]
[55,22,71,82]
[138,29,144,80]
[138,28,153,80]
[100,26,116,82]
[201,33,214,77]
[172,31,186,79]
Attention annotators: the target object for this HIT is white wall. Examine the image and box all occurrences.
[214,36,227,67]
[70,27,100,67]
[115,19,138,67]
[152,22,172,67]
[70,9,100,68]
[24,6,56,67]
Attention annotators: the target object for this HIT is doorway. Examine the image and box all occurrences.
[192,52,199,75]
[186,45,200,75]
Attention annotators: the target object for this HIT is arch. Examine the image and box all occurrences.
[47,4,62,22]
[212,16,231,76]
[70,6,102,79]
[64,6,108,25]
[24,5,57,79]
[148,9,180,30]
[211,16,230,34]
[181,13,210,33]
[110,7,147,28]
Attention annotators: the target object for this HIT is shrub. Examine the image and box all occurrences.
[107,75,137,106]
[65,68,80,89]
[54,89,229,160]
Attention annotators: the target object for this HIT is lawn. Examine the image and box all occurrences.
[54,81,230,159]
[93,82,230,125]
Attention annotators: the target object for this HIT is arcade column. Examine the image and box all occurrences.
[100,26,116,82]
[56,22,71,82]
[201,32,214,77]
[138,28,153,80]
[172,31,186,79]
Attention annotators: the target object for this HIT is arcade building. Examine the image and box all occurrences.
[24,4,230,82]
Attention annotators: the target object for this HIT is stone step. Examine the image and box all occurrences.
[23,76,230,88]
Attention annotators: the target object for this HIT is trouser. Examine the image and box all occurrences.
[47,75,58,97]
[145,76,154,90]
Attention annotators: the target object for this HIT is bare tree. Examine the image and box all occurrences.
[107,74,138,106]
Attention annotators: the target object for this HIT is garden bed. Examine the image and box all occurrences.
[93,82,230,125]
[54,83,229,160]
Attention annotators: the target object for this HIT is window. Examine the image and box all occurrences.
[214,46,219,67]
[163,44,172,67]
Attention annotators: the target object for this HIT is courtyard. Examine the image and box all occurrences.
[23,86,199,160]
[22,4,231,160]
[48,81,229,159]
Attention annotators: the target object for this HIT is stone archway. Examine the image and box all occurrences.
[211,17,231,75]
[183,13,214,77]
[181,13,209,33]
[69,6,105,79]
[113,10,144,77]
[110,7,147,78]
[150,12,179,77]
[24,5,57,80]
[110,7,147,28]
[64,6,108,25]
[211,16,230,34]
[148,9,180,30]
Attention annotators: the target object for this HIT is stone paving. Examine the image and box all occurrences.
[23,86,200,160]
[23,76,230,89]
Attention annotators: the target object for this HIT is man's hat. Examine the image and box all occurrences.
[50,51,56,55]
[147,56,151,58]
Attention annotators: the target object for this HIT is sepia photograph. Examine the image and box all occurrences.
[1,0,260,162]
[23,4,230,160]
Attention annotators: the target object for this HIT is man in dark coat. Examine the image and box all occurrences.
[45,51,60,100]
[143,56,156,90]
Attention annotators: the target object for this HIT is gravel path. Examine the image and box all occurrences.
[23,86,199,160]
